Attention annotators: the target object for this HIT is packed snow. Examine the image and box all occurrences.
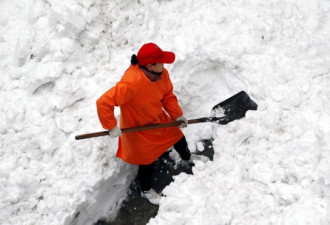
[0,0,329,224]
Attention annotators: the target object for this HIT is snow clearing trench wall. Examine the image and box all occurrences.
[1,0,330,225]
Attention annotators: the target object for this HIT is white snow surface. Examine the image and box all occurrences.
[1,0,330,224]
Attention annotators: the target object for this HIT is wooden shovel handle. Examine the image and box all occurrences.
[75,118,209,140]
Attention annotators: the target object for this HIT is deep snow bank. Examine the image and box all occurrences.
[147,0,330,225]
[0,0,139,224]
[1,0,330,224]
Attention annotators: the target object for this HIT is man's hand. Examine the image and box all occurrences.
[175,115,188,128]
[108,126,122,138]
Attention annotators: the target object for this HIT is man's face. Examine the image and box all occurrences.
[149,63,164,73]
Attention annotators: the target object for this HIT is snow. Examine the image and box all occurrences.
[0,0,329,224]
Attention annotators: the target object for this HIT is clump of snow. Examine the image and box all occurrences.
[1,0,330,225]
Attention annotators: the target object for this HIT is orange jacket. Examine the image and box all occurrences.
[96,65,184,165]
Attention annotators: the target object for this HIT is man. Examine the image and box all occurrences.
[96,43,206,205]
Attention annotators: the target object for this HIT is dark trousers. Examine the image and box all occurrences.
[138,136,191,191]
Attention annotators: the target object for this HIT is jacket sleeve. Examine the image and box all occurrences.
[96,79,135,130]
[162,71,183,120]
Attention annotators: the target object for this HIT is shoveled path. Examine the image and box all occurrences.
[96,139,214,225]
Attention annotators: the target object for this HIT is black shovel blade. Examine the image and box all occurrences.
[212,91,258,125]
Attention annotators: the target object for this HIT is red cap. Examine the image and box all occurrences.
[137,43,175,66]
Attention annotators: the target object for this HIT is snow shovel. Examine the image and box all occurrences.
[75,91,257,140]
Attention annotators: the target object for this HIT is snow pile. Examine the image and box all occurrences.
[148,0,330,225]
[0,0,136,224]
[0,0,329,224]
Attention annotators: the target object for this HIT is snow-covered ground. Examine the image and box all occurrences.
[1,0,329,224]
